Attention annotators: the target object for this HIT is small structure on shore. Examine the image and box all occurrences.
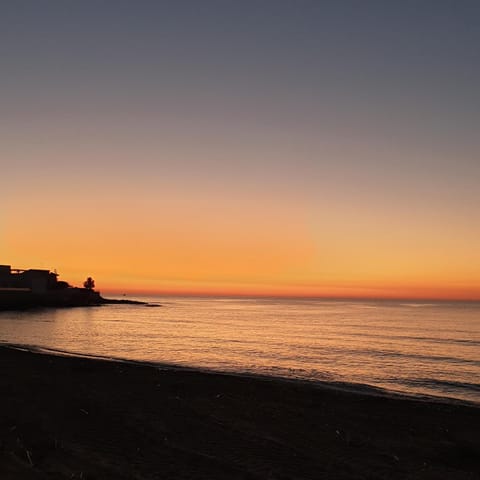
[0,265,60,293]
[0,264,150,310]
[0,264,102,309]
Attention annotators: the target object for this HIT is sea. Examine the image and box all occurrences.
[0,296,479,404]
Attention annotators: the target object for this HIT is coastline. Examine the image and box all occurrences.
[3,342,478,408]
[1,345,479,479]
[0,290,152,310]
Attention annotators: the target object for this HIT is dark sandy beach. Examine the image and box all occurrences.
[0,346,478,479]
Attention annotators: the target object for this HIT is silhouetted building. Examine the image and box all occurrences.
[0,264,107,309]
[0,265,59,294]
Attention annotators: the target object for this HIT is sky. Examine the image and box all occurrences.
[1,1,479,300]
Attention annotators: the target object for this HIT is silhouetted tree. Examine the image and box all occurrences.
[84,277,95,290]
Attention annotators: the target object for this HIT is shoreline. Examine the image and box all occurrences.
[2,342,478,409]
[1,345,479,479]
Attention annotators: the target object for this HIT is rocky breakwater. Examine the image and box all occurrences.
[0,288,150,310]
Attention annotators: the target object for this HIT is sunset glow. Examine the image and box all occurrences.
[2,2,479,300]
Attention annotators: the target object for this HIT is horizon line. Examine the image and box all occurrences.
[100,289,480,303]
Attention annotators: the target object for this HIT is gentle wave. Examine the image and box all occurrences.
[400,377,480,393]
[294,344,480,366]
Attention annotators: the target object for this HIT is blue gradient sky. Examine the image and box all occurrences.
[2,1,480,298]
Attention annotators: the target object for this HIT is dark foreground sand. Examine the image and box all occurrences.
[0,346,478,479]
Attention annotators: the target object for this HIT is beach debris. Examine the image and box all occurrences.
[335,428,354,445]
[70,473,84,479]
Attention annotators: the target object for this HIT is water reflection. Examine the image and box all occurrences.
[0,298,479,402]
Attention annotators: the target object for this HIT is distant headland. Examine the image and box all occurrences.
[0,265,148,310]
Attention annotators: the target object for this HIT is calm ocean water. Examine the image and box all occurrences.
[0,297,479,403]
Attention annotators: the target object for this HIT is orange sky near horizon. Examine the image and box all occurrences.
[4,179,480,301]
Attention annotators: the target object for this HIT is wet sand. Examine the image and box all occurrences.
[0,346,479,479]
